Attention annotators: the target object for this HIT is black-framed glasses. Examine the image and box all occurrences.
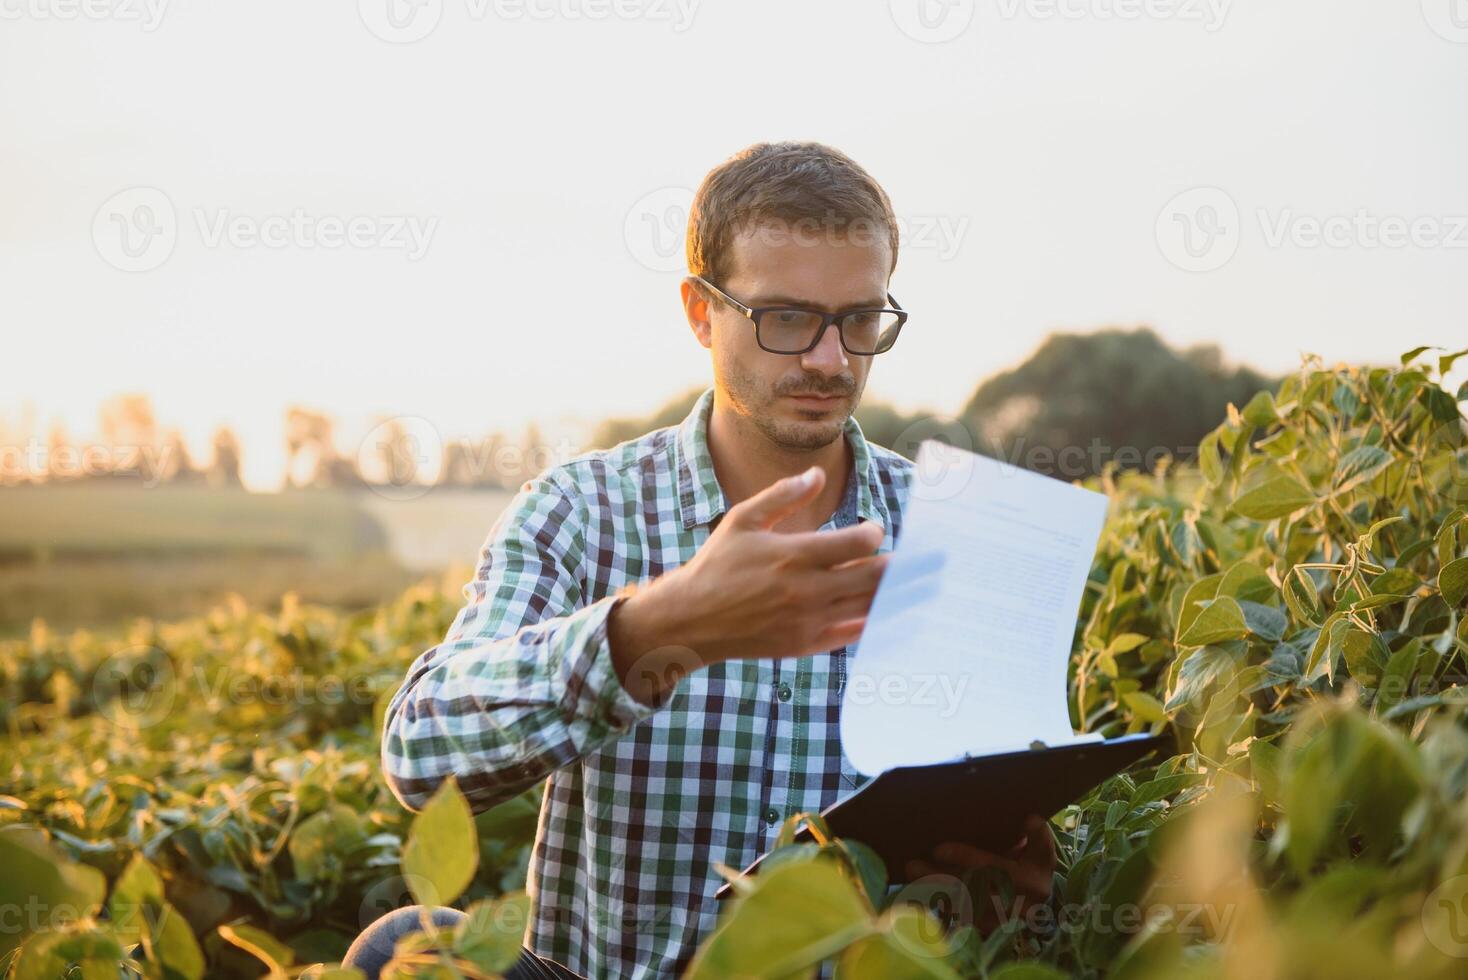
[691,275,907,356]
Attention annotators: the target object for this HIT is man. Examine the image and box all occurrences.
[357,142,1055,979]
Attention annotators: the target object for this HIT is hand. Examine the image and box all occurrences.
[609,465,889,704]
[905,815,1057,934]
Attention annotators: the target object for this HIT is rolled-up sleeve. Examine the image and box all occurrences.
[381,471,659,813]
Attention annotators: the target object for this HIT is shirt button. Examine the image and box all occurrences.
[765,807,780,825]
[776,683,792,702]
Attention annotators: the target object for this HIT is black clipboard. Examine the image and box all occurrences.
[715,732,1171,899]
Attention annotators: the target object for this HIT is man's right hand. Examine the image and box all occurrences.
[608,464,890,706]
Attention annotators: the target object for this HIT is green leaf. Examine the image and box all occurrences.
[154,902,206,980]
[0,828,107,961]
[1177,596,1249,647]
[1340,629,1388,687]
[1173,575,1223,644]
[1199,431,1223,486]
[1440,557,1468,607]
[454,894,531,975]
[1217,560,1275,604]
[1240,390,1278,427]
[1121,691,1167,723]
[218,923,295,975]
[834,907,959,979]
[1238,600,1287,642]
[1421,386,1461,423]
[1400,345,1435,366]
[1165,644,1240,713]
[686,857,875,979]
[290,805,366,882]
[1283,567,1323,626]
[402,777,479,908]
[1333,445,1394,494]
[1231,475,1316,521]
[1105,633,1150,656]
[1441,347,1468,375]
[110,853,165,946]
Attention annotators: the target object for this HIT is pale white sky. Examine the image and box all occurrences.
[3,0,1466,489]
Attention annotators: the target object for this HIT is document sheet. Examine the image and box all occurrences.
[841,440,1111,775]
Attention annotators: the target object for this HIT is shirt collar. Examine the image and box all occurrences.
[673,386,887,531]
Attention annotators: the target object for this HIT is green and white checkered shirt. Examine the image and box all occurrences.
[383,387,912,978]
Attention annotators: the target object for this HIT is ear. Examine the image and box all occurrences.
[681,277,713,350]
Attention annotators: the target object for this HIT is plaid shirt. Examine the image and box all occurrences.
[382,387,912,978]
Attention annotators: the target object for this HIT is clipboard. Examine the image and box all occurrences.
[714,732,1171,900]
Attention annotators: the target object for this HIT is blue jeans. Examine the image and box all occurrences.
[343,906,581,979]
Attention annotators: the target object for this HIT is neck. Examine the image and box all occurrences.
[707,391,852,533]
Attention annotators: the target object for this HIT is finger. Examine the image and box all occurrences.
[1022,815,1056,864]
[933,842,1019,877]
[822,553,891,598]
[728,466,825,531]
[783,521,885,566]
[820,592,878,625]
[813,617,867,651]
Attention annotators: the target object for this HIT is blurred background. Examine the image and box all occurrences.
[3,0,1465,637]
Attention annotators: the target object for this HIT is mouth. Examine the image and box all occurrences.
[785,393,846,412]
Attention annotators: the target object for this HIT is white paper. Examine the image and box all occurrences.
[841,441,1111,776]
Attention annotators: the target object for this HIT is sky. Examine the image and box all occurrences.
[2,0,1466,490]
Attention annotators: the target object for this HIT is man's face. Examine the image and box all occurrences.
[694,221,893,453]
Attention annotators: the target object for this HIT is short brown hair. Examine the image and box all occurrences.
[685,142,899,287]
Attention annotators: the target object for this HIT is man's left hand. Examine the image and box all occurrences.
[904,814,1057,932]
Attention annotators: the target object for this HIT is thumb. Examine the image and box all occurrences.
[730,465,825,530]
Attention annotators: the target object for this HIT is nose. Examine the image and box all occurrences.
[798,320,850,377]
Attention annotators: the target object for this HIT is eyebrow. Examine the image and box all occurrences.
[747,294,890,311]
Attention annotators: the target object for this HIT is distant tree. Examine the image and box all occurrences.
[208,426,243,488]
[98,393,161,482]
[587,385,945,462]
[160,430,201,484]
[285,408,357,488]
[960,327,1275,478]
[590,389,703,448]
